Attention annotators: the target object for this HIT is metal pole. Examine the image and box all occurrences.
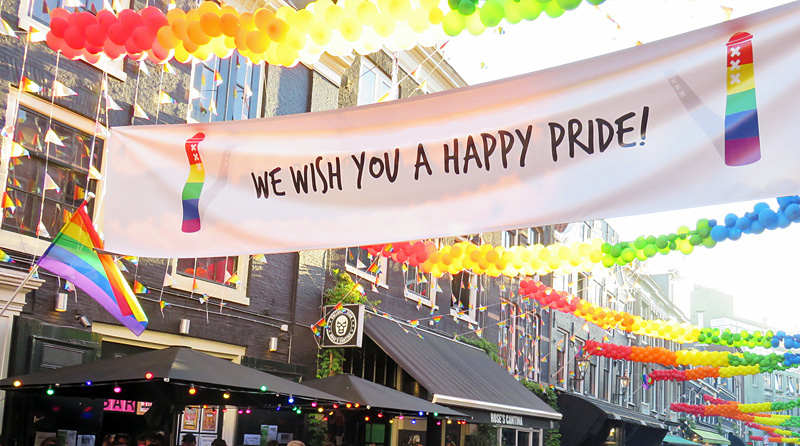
[0,264,39,319]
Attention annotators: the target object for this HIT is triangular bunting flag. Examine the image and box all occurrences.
[1,125,14,138]
[133,280,149,294]
[64,281,75,291]
[192,278,200,292]
[26,28,46,42]
[45,127,64,146]
[226,273,240,285]
[138,60,151,76]
[163,63,176,74]
[199,293,208,304]
[10,141,29,158]
[377,90,391,103]
[114,258,128,272]
[20,76,42,93]
[0,19,17,38]
[159,300,171,316]
[252,254,266,263]
[167,0,176,9]
[189,87,202,100]
[0,249,13,263]
[208,98,218,115]
[243,84,252,98]
[2,192,15,212]
[158,91,176,104]
[43,173,60,192]
[133,102,149,120]
[88,165,103,180]
[36,220,50,238]
[95,121,109,138]
[105,92,122,110]
[333,302,344,311]
[214,70,223,86]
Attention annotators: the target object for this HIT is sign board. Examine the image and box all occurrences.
[321,304,365,348]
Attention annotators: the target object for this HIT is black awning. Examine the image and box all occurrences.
[558,393,667,446]
[303,374,466,417]
[0,346,342,406]
[364,314,561,422]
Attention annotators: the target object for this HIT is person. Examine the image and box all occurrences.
[210,439,226,446]
[181,434,196,446]
[137,435,156,446]
[114,434,133,446]
[101,435,117,446]
[286,442,304,446]
[38,437,57,446]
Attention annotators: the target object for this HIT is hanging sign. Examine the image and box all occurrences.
[321,304,365,348]
[104,3,800,257]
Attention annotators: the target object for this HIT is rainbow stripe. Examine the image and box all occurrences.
[37,204,148,336]
[724,32,761,166]
[181,132,206,233]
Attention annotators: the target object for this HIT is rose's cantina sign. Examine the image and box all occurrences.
[490,413,524,427]
[103,399,152,415]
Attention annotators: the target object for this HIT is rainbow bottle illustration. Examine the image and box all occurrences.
[724,32,761,166]
[181,132,206,233]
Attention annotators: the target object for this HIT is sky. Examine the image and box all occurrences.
[440,0,800,329]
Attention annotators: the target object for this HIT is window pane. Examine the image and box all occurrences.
[177,257,237,286]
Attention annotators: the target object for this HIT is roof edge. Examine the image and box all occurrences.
[432,394,562,420]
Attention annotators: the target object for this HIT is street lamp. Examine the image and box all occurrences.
[571,354,591,390]
[613,372,631,403]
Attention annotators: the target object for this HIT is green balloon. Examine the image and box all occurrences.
[609,244,622,258]
[615,256,626,266]
[448,0,460,9]
[465,11,486,35]
[518,0,543,20]
[458,0,476,16]
[602,254,615,268]
[544,1,564,18]
[503,0,522,23]
[689,234,702,246]
[556,0,580,9]
[698,227,711,238]
[655,236,668,249]
[635,250,647,261]
[479,0,504,27]
[621,248,636,262]
[702,237,717,248]
[643,245,657,258]
[696,218,709,229]
[585,0,605,4]
[442,10,466,35]
[633,236,646,250]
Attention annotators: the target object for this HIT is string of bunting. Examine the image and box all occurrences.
[364,196,800,278]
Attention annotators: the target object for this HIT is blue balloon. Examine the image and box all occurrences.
[777,196,794,210]
[754,202,770,213]
[710,225,728,242]
[724,213,738,227]
[777,330,786,338]
[772,338,781,348]
[786,203,800,222]
[735,217,751,230]
[777,212,792,229]
[708,219,717,228]
[750,221,765,234]
[758,208,778,230]
[727,227,742,240]
[786,338,795,349]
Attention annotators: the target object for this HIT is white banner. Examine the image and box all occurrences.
[104,3,800,257]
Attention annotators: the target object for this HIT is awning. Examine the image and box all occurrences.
[557,393,667,446]
[364,314,561,428]
[663,434,702,446]
[690,429,731,445]
[0,346,342,406]
[304,374,466,417]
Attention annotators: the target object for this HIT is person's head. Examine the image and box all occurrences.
[114,434,133,446]
[39,437,57,446]
[137,434,156,446]
[210,440,226,446]
[286,441,304,446]
[181,434,196,446]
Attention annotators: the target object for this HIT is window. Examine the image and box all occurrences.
[345,246,388,286]
[764,374,772,390]
[190,54,262,123]
[17,0,129,79]
[2,105,101,238]
[176,257,236,287]
[404,264,435,307]
[358,59,391,105]
[451,270,481,321]
[555,330,568,389]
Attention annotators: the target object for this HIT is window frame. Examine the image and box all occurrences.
[168,255,250,305]
[357,58,391,106]
[345,246,388,287]
[449,269,480,323]
[403,263,437,308]
[187,54,263,124]
[16,1,129,80]
[0,91,106,254]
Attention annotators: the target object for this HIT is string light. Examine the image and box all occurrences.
[399,415,404,420]
[411,419,417,425]
[145,372,154,380]
[418,411,424,416]
[46,386,54,396]
[13,380,21,387]
[377,413,383,418]
[311,402,317,407]
[365,416,370,421]
[447,420,452,424]
[85,381,92,386]
[223,392,230,399]
[318,408,324,413]
[433,412,438,416]
[188,385,197,395]
[288,396,294,404]
[346,403,352,408]
[238,409,243,414]
[260,385,268,392]
[333,404,339,409]
[354,403,360,408]
[277,405,282,411]
[245,408,251,414]
[113,384,121,393]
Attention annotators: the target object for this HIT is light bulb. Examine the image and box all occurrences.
[288,396,294,404]
[12,380,21,387]
[46,387,54,395]
[85,381,92,386]
[188,385,197,395]
[223,393,230,399]
[144,372,154,380]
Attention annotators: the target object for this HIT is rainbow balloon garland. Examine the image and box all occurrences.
[42,0,604,67]
[365,196,800,278]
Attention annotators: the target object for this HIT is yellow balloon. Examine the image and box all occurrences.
[239,12,256,31]
[223,35,236,49]
[465,11,486,35]
[198,1,220,16]
[387,0,411,19]
[275,42,298,67]
[324,4,346,27]
[285,29,306,50]
[276,5,294,20]
[310,22,332,45]
[373,13,396,37]
[409,7,429,32]
[220,5,238,15]
[340,17,363,41]
[192,44,212,62]
[173,44,191,63]
[292,10,315,32]
[357,1,379,23]
[420,0,438,9]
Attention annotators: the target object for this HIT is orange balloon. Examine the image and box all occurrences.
[266,17,288,42]
[187,21,212,45]
[200,13,222,37]
[157,26,179,49]
[234,28,249,51]
[254,9,275,31]
[246,30,269,54]
[220,13,239,36]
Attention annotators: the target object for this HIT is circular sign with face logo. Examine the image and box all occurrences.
[325,308,358,345]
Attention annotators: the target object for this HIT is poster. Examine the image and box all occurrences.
[259,426,278,446]
[243,435,261,445]
[198,435,215,446]
[181,406,200,432]
[34,432,56,446]
[78,436,95,446]
[104,2,800,258]
[200,407,218,433]
[57,430,77,446]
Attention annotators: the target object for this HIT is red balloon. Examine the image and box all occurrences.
[75,11,97,29]
[45,31,62,53]
[97,10,119,33]
[61,44,82,60]
[129,51,147,61]
[81,50,101,64]
[107,22,128,46]
[147,40,172,63]
[145,14,168,34]
[49,7,70,20]
[50,17,69,38]
[104,38,124,60]
[84,43,102,55]
[124,39,142,56]
[63,27,86,50]
[131,26,155,51]
[118,9,143,33]
[139,6,162,20]
[84,24,105,48]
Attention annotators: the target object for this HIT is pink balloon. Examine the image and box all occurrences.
[63,26,85,50]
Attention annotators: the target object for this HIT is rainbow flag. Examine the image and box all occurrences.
[409,319,419,327]
[432,315,442,323]
[133,280,149,294]
[315,317,327,328]
[333,302,344,311]
[37,204,148,336]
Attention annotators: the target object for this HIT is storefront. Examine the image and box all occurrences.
[689,428,730,446]
[339,314,561,446]
[557,393,667,446]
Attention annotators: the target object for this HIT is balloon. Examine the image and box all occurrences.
[356,1,379,23]
[246,30,270,54]
[131,26,156,51]
[428,7,444,25]
[266,18,288,42]
[457,0,476,15]
[219,13,239,37]
[556,0,581,9]
[387,0,412,20]
[64,27,86,50]
[503,0,522,23]
[50,18,69,38]
[340,17,363,41]
[518,0,543,20]
[200,12,222,37]
[372,13,396,37]
[310,22,332,45]
[187,21,212,45]
[108,22,128,46]
[157,26,180,49]
[479,0,504,27]
[84,24,105,47]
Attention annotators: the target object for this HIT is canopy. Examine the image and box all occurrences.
[663,434,703,446]
[690,428,731,445]
[364,313,560,423]
[0,346,342,406]
[303,374,467,418]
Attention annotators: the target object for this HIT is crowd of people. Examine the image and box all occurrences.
[36,432,244,446]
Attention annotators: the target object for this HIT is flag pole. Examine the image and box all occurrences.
[0,264,40,319]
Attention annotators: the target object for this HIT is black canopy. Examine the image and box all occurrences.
[0,346,342,407]
[304,374,467,418]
